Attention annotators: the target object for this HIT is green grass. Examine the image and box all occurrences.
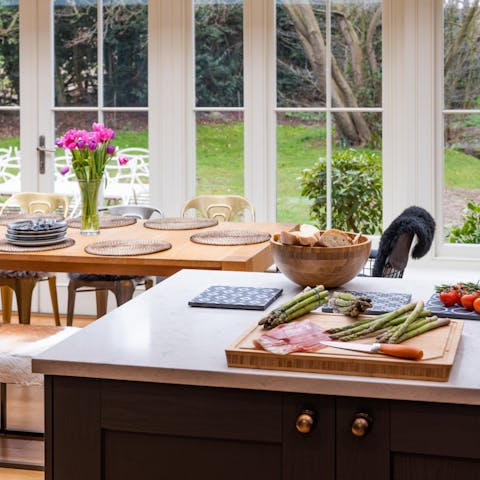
[444,148,480,189]
[0,136,19,149]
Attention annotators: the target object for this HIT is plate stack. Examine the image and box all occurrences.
[5,218,68,246]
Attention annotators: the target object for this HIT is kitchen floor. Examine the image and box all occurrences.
[1,313,94,479]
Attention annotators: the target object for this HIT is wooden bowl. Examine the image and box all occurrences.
[271,232,372,288]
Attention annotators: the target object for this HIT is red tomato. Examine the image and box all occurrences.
[460,292,480,311]
[439,289,460,307]
[474,297,480,315]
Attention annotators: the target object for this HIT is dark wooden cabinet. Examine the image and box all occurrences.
[45,376,480,480]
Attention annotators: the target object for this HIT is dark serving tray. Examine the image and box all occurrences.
[322,290,412,315]
[425,293,480,320]
[188,285,283,311]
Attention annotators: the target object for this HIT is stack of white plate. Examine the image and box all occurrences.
[6,218,68,246]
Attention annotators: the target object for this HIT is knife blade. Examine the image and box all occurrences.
[321,341,423,360]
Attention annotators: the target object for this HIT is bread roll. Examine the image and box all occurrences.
[279,230,300,245]
[318,229,352,247]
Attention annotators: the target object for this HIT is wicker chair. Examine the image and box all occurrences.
[181,195,255,222]
[0,192,69,325]
[66,205,162,326]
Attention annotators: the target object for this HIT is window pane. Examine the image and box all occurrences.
[0,1,19,106]
[276,1,326,108]
[331,0,382,108]
[0,112,20,199]
[104,111,149,205]
[443,113,480,244]
[54,0,98,107]
[0,2,20,198]
[103,0,148,107]
[443,1,480,245]
[276,112,324,224]
[195,0,243,108]
[196,112,244,194]
[331,113,382,235]
[444,1,480,110]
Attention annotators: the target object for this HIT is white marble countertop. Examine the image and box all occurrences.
[33,269,480,405]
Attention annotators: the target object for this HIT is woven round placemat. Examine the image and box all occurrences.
[0,213,64,226]
[190,229,271,246]
[144,217,218,230]
[85,239,172,256]
[67,215,137,229]
[0,238,75,252]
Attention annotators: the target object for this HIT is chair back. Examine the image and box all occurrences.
[181,195,255,222]
[0,192,69,215]
[0,147,21,196]
[98,204,164,219]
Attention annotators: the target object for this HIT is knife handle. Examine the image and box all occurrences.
[378,344,423,360]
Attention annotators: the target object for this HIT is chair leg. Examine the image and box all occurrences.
[95,289,109,318]
[47,276,61,326]
[1,287,13,323]
[66,280,77,326]
[113,280,136,306]
[14,277,38,325]
[145,278,154,290]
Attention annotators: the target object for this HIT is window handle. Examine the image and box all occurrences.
[37,135,55,174]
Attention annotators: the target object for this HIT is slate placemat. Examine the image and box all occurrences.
[322,290,412,315]
[425,293,480,320]
[188,285,283,310]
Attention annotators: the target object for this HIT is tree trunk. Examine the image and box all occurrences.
[283,1,371,146]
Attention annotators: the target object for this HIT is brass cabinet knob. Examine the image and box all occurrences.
[351,412,372,437]
[296,409,315,434]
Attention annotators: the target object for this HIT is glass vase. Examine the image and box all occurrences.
[78,178,102,235]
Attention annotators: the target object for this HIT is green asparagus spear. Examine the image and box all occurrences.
[395,317,449,343]
[388,300,424,344]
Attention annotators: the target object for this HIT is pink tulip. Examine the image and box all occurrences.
[118,155,129,166]
[106,144,115,155]
[60,166,70,175]
[88,140,98,151]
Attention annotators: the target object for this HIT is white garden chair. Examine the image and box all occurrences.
[0,147,21,197]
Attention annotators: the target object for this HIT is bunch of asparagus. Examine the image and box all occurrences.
[258,285,329,330]
[326,300,450,344]
[328,292,373,317]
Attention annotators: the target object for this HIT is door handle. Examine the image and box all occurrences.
[37,135,56,174]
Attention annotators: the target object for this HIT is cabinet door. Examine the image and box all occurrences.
[336,397,390,480]
[283,394,335,480]
[101,381,283,480]
[391,400,480,480]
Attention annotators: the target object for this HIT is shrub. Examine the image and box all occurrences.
[300,149,382,234]
[447,201,480,244]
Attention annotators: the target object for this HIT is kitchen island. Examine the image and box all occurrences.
[33,269,480,480]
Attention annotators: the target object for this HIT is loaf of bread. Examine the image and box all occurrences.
[317,229,352,247]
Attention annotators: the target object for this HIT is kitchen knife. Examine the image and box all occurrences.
[321,341,423,360]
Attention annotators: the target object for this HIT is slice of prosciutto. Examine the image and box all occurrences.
[254,319,331,355]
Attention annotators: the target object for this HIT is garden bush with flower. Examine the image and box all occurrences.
[55,122,129,181]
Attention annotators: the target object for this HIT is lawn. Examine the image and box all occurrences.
[1,126,479,225]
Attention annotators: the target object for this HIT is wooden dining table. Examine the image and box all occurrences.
[0,220,294,277]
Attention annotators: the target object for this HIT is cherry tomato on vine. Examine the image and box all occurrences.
[439,289,461,307]
[460,292,480,311]
[473,297,480,315]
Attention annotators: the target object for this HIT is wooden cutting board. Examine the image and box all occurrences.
[225,313,463,382]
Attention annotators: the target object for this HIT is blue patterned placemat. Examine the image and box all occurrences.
[425,293,480,320]
[322,290,412,315]
[188,285,283,310]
